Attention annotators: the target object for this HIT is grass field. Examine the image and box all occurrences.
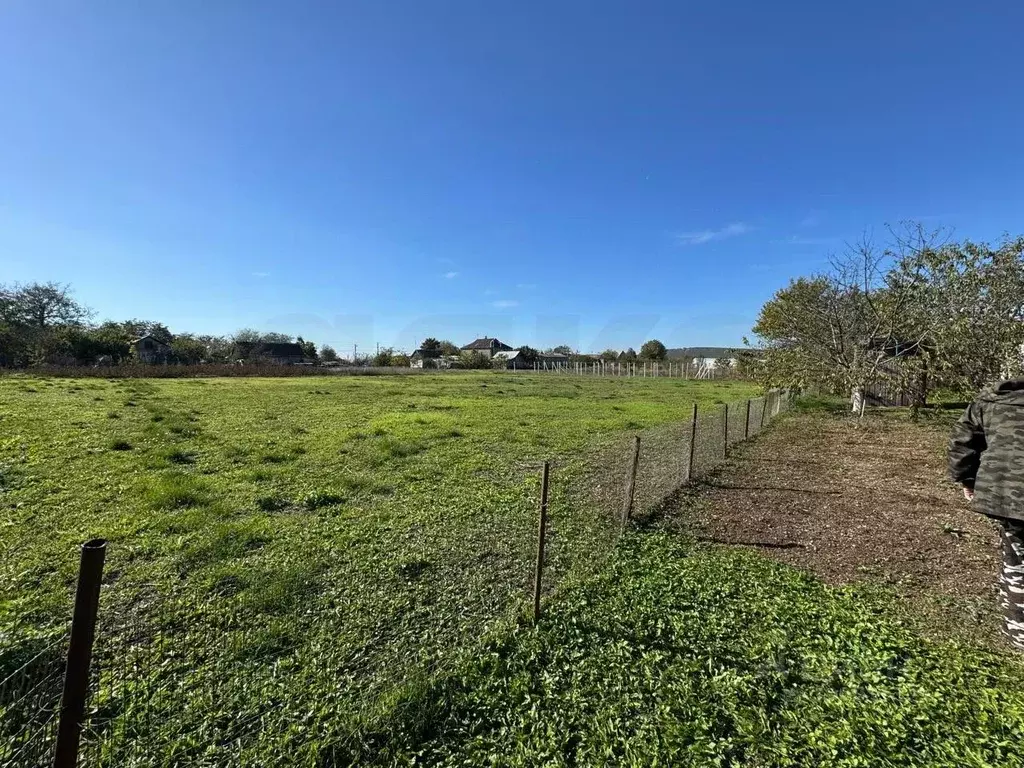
[370,533,1024,767]
[4,375,1021,767]
[0,373,755,764]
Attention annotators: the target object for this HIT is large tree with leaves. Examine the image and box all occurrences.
[751,226,942,412]
[639,339,667,361]
[891,234,1024,393]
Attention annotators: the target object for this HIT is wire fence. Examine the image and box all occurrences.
[2,389,794,767]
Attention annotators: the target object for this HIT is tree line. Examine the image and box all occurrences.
[389,338,676,369]
[0,282,330,366]
[750,223,1024,407]
[1,281,714,371]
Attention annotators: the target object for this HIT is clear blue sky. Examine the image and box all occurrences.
[2,1,1022,355]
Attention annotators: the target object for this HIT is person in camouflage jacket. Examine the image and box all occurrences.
[949,378,1024,650]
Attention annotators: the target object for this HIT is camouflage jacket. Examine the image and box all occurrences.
[948,379,1024,522]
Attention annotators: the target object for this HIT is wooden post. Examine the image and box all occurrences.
[54,539,107,768]
[622,436,641,529]
[532,462,550,623]
[723,402,729,459]
[760,392,768,429]
[744,398,751,440]
[686,403,698,483]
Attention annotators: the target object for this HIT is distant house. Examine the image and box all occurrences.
[133,335,172,364]
[668,347,742,368]
[410,349,454,369]
[234,341,305,365]
[460,337,513,359]
[492,349,524,369]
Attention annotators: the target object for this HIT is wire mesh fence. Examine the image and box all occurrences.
[0,637,66,768]
[3,389,794,766]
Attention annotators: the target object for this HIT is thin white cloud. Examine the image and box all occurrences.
[799,214,820,228]
[675,222,751,246]
[436,257,455,266]
[443,271,459,279]
[492,299,518,309]
[252,271,270,278]
[516,282,536,290]
[483,288,497,296]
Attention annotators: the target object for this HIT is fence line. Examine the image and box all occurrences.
[2,389,794,766]
[510,359,741,379]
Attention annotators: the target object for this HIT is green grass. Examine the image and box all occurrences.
[0,373,756,763]
[6,374,1018,766]
[360,533,1024,767]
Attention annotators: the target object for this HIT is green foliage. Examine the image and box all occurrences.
[233,328,292,344]
[1,281,92,329]
[639,339,667,360]
[296,337,318,359]
[438,340,460,357]
[515,346,540,365]
[319,344,339,362]
[367,534,1024,766]
[600,348,620,362]
[893,235,1024,393]
[420,338,442,357]
[171,334,207,364]
[620,347,638,362]
[372,347,395,366]
[753,225,1024,400]
[457,350,491,369]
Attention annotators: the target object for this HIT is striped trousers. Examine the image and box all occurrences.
[997,519,1024,651]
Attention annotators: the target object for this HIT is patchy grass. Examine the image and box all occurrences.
[0,373,756,756]
[359,534,1024,767]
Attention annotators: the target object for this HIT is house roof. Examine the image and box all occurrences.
[493,350,521,360]
[541,352,568,359]
[133,334,170,347]
[235,341,304,357]
[461,337,513,351]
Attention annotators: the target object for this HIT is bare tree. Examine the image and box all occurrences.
[753,224,945,414]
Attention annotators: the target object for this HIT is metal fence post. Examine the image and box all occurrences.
[760,392,768,429]
[744,398,751,440]
[54,539,106,768]
[533,462,550,623]
[622,436,641,530]
[722,402,729,459]
[685,403,698,483]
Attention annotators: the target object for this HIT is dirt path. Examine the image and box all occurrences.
[682,404,1005,645]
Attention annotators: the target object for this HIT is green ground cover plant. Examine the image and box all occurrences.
[0,373,755,764]
[367,533,1024,767]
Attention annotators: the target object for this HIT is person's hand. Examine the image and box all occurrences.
[963,486,975,501]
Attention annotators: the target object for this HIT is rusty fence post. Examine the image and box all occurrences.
[621,436,641,530]
[744,398,751,440]
[685,403,698,484]
[54,539,106,768]
[532,462,550,623]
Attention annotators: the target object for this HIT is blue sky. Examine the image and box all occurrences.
[2,1,1023,354]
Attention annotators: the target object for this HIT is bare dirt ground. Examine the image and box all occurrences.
[679,402,1006,646]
